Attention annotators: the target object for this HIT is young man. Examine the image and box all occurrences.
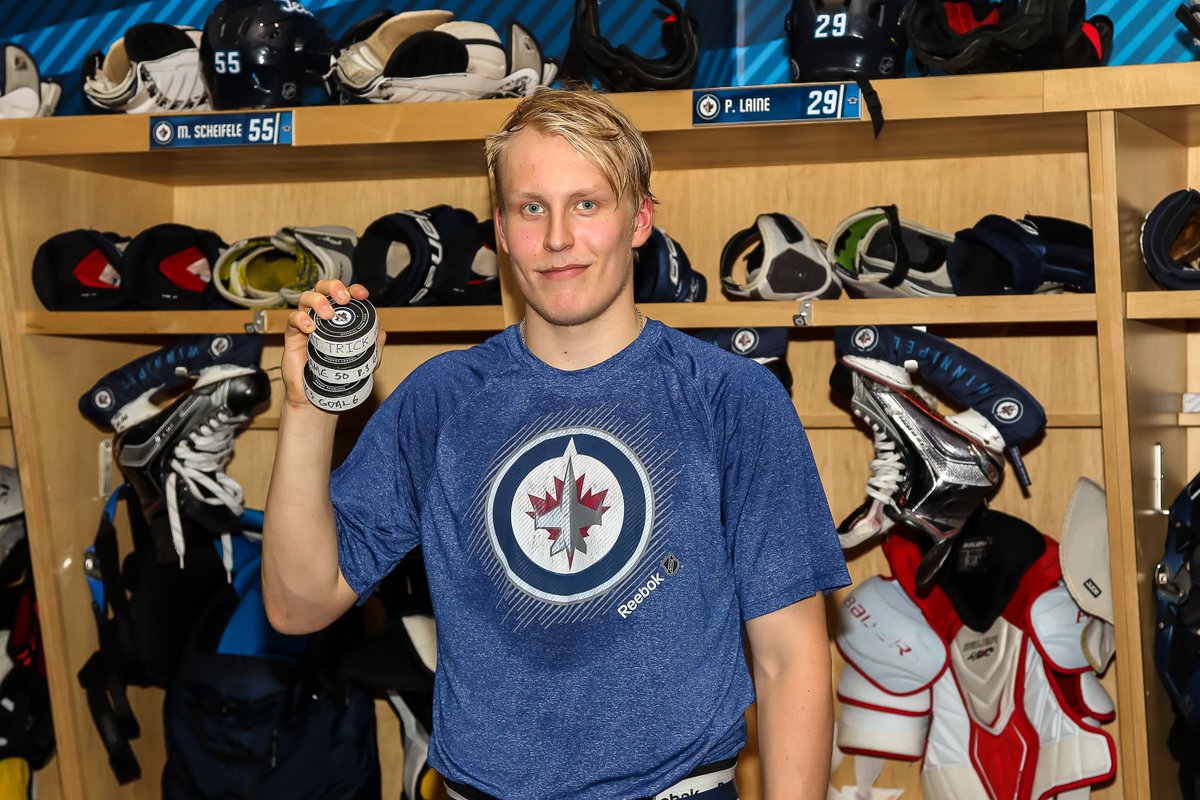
[263,89,849,800]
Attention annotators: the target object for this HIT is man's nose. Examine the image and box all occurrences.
[544,208,573,252]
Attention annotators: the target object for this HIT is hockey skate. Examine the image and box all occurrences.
[115,364,270,566]
[832,355,1005,587]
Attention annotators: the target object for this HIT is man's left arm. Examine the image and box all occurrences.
[744,593,834,800]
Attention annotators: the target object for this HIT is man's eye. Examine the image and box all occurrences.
[578,200,597,211]
[522,203,543,214]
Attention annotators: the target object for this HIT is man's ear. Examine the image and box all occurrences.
[493,207,510,254]
[631,196,654,248]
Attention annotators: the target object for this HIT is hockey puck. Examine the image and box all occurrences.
[303,361,374,412]
[307,337,378,385]
[307,297,378,360]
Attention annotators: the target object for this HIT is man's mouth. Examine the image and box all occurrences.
[538,264,589,281]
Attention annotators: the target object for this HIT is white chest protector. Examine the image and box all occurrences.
[837,569,1115,799]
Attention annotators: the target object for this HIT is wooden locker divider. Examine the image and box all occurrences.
[1,63,1200,798]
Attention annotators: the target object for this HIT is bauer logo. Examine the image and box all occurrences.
[209,336,231,358]
[852,326,879,351]
[992,397,1024,423]
[731,328,759,355]
[92,388,114,410]
[486,427,653,604]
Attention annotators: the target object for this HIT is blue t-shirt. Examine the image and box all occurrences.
[332,320,849,800]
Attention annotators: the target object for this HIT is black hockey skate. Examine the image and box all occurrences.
[115,365,270,566]
[832,355,1005,587]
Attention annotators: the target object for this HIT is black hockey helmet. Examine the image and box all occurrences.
[785,0,909,82]
[905,0,1111,74]
[200,0,334,109]
[562,0,698,91]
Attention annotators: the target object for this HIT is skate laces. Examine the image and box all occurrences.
[864,427,905,504]
[164,407,249,571]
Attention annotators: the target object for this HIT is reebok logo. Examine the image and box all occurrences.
[618,572,665,618]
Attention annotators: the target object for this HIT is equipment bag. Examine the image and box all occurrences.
[81,490,380,797]
[162,515,379,799]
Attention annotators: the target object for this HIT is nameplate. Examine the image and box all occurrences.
[692,84,861,126]
[150,111,294,149]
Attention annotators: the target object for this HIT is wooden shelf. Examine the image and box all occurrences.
[23,310,260,336]
[7,64,1196,184]
[22,296,1095,335]
[1044,62,1200,113]
[22,306,509,335]
[248,411,1100,432]
[650,293,1097,329]
[0,70,1048,156]
[1126,290,1200,320]
[0,68,1098,185]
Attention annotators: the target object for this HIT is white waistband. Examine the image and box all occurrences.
[654,764,737,799]
[444,764,737,800]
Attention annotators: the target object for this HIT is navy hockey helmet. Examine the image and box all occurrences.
[200,0,334,109]
[1141,188,1200,291]
[562,0,699,91]
[1155,472,1200,729]
[785,0,909,82]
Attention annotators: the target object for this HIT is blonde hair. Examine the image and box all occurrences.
[485,88,657,211]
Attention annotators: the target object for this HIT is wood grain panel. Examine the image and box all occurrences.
[174,174,492,243]
[1114,115,1189,293]
[0,158,175,799]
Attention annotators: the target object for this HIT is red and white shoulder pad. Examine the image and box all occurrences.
[1029,583,1091,672]
[836,577,946,759]
[1029,582,1115,721]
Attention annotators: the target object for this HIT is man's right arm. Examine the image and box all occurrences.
[262,280,380,635]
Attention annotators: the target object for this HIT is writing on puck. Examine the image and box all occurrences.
[303,361,374,412]
[307,337,378,385]
[308,297,379,359]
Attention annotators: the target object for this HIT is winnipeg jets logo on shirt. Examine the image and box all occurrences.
[487,427,653,605]
[526,441,609,568]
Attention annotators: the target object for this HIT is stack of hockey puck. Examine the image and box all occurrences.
[304,297,379,412]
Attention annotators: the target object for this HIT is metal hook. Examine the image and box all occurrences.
[1153,442,1172,516]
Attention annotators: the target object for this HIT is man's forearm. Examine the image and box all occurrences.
[753,656,834,800]
[746,594,836,800]
[262,402,351,634]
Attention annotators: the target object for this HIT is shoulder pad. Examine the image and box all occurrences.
[1029,583,1090,672]
[1078,671,1115,721]
[837,577,946,694]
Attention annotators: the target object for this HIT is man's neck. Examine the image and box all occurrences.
[522,303,643,371]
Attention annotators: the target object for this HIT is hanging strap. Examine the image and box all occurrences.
[77,486,143,784]
[857,78,885,138]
